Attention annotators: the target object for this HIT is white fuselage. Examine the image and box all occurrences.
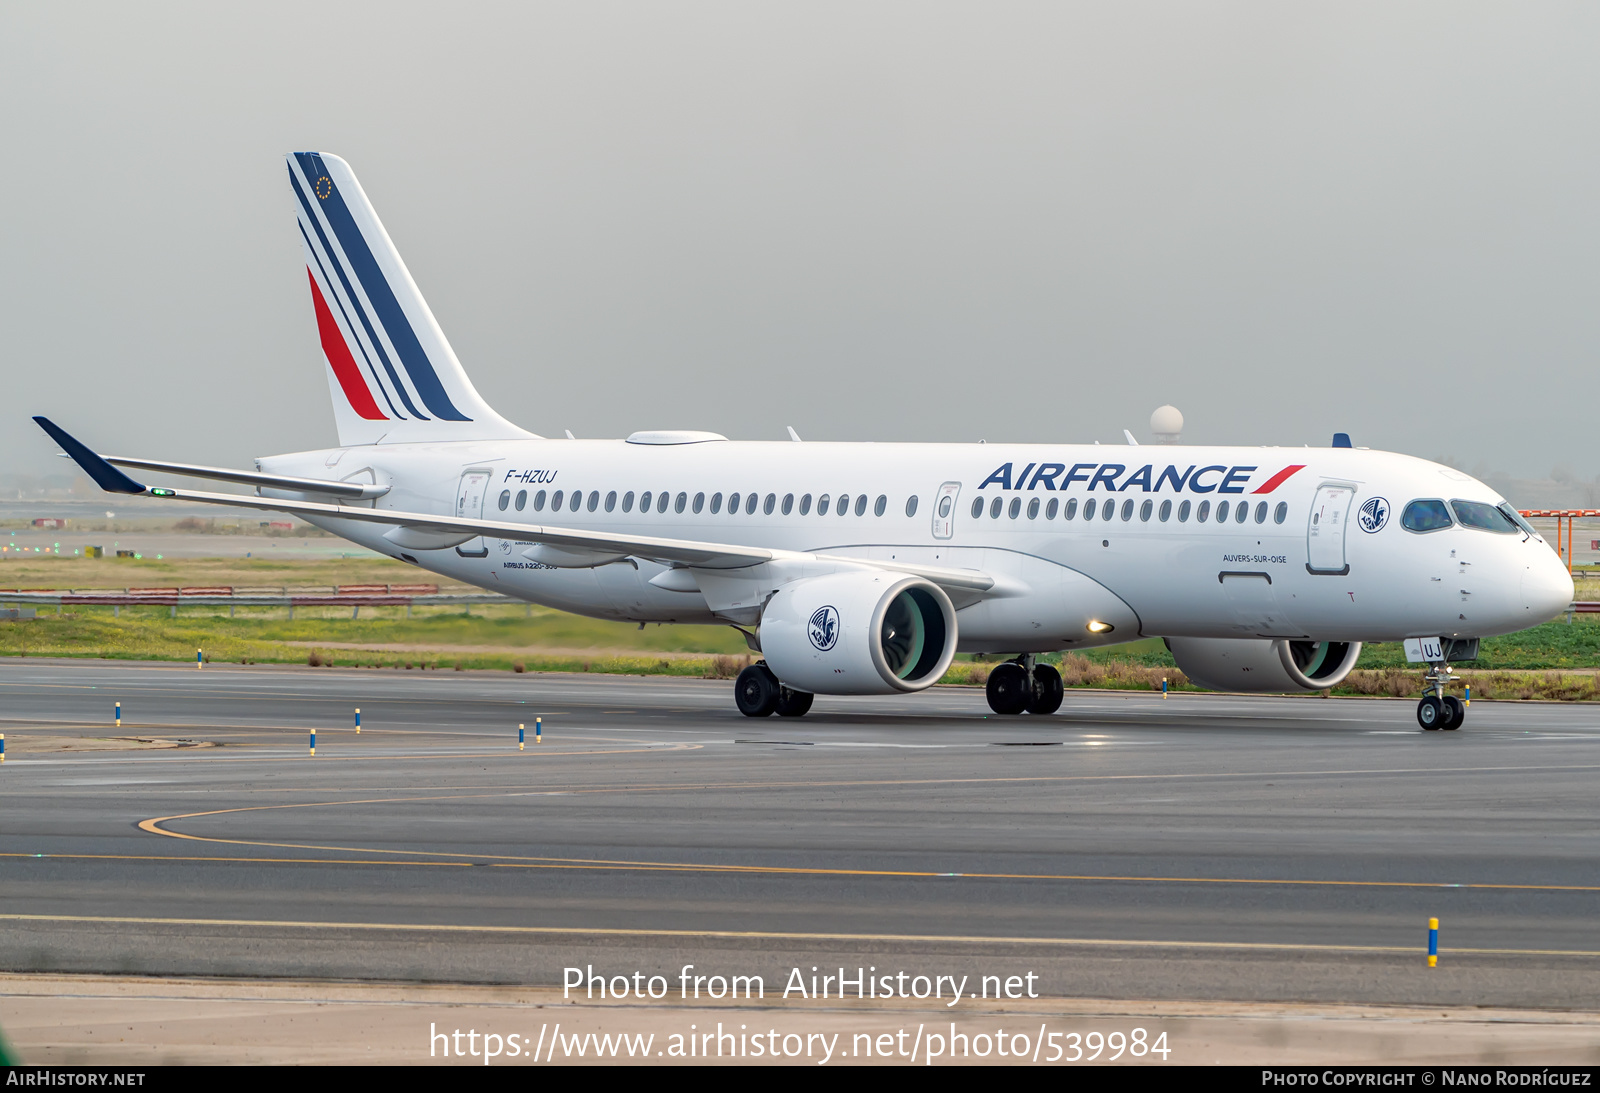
[262,438,1573,651]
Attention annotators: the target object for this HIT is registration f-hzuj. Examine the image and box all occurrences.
[35,153,1574,730]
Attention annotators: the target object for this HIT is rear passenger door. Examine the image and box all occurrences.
[455,470,491,558]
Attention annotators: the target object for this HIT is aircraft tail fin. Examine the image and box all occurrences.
[287,152,536,446]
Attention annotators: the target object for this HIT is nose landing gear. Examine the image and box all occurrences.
[1417,663,1465,730]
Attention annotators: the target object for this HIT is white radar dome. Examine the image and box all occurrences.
[1150,405,1183,443]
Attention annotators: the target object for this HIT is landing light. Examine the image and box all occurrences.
[1086,620,1114,634]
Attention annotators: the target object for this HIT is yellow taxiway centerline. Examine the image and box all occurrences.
[2,912,1599,958]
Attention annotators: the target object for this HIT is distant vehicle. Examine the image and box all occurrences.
[36,153,1574,729]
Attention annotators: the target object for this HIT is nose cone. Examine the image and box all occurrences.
[1523,549,1575,624]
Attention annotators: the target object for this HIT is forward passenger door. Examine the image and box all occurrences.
[1307,483,1353,575]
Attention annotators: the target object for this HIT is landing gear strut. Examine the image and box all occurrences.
[985,655,1064,716]
[1417,662,1465,731]
[735,661,814,718]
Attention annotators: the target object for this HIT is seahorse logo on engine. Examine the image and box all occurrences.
[809,606,840,652]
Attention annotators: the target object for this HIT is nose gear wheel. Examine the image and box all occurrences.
[1417,660,1465,731]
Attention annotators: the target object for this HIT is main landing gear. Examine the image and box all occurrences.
[985,654,1064,716]
[735,662,814,718]
[1417,661,1465,731]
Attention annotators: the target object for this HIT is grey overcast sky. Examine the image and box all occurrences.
[3,3,1597,480]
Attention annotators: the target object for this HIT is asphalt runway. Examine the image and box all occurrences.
[4,659,1600,1009]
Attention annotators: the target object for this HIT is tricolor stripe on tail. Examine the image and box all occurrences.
[287,152,536,446]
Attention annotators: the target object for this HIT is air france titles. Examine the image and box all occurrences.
[977,462,1305,495]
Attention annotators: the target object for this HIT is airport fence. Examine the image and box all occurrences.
[0,583,519,618]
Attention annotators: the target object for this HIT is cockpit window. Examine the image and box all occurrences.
[1401,499,1453,533]
[1499,503,1540,539]
[1451,499,1518,534]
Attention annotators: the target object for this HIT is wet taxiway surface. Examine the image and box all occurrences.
[3,660,1598,1007]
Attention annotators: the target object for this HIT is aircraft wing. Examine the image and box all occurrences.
[36,417,994,590]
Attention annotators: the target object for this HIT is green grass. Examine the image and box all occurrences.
[4,556,1597,695]
[0,552,474,591]
[0,602,749,671]
[1020,621,1600,673]
[1354,619,1600,670]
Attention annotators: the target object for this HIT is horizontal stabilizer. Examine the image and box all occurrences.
[103,456,389,499]
[38,419,390,500]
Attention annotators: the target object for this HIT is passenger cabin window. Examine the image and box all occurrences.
[620,491,631,513]
[637,491,650,512]
[1102,500,1115,521]
[823,494,835,516]
[515,490,527,511]
[1158,499,1171,522]
[746,492,758,515]
[782,494,794,515]
[1027,498,1040,519]
[660,491,672,514]
[588,491,600,512]
[765,493,776,515]
[1178,499,1191,522]
[1120,499,1133,521]
[571,491,584,512]
[498,490,511,511]
[1008,498,1021,519]
[1235,501,1248,523]
[907,496,919,518]
[1045,498,1058,519]
[839,494,852,516]
[1254,501,1267,524]
[710,492,723,514]
[800,494,813,516]
[1402,499,1454,533]
[1140,499,1152,521]
[1451,499,1517,533]
[692,492,704,514]
[727,492,739,513]
[1196,500,1210,522]
[1064,498,1078,520]
[551,490,564,510]
[605,490,617,512]
[874,495,887,517]
[1083,498,1096,520]
[990,497,1002,519]
[675,492,687,514]
[1215,500,1230,523]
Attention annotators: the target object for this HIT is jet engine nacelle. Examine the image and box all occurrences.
[760,572,958,695]
[1166,637,1362,693]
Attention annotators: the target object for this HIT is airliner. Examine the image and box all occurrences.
[35,153,1574,730]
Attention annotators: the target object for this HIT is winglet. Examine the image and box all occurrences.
[32,417,148,494]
